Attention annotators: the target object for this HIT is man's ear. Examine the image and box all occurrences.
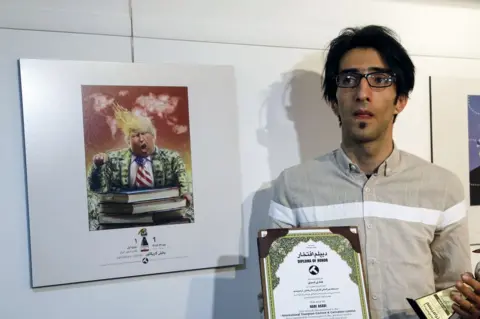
[394,95,408,115]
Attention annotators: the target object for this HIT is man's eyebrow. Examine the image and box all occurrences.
[368,67,390,72]
[338,67,390,73]
[338,68,359,73]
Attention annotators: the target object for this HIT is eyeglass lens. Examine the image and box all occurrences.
[337,72,394,88]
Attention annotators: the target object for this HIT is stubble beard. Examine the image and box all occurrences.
[346,121,384,144]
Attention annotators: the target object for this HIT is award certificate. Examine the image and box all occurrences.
[257,227,370,319]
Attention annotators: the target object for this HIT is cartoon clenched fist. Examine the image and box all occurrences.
[93,153,108,167]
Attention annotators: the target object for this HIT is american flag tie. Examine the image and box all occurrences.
[134,157,153,188]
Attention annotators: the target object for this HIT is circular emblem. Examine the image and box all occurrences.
[309,265,319,275]
[142,257,149,264]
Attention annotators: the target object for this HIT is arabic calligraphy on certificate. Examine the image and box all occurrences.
[258,227,370,319]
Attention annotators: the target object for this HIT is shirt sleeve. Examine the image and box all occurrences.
[268,170,297,228]
[431,175,472,291]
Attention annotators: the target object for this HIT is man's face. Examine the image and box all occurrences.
[333,48,407,144]
[129,131,155,156]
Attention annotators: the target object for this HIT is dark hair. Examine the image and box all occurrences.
[322,25,415,123]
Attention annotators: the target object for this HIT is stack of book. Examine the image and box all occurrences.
[96,187,190,228]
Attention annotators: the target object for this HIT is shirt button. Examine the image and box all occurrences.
[372,295,378,300]
[365,187,370,192]
[367,223,372,229]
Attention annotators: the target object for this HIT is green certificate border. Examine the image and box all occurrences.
[263,231,368,319]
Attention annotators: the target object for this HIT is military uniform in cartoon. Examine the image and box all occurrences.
[88,146,190,197]
[86,103,193,230]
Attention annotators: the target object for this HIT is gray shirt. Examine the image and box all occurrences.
[267,144,471,319]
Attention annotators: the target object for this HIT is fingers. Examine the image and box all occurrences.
[452,303,473,318]
[454,297,476,315]
[451,274,480,319]
[452,303,472,318]
[452,288,475,310]
[457,277,480,307]
[462,273,480,295]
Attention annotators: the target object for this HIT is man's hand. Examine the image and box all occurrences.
[451,272,480,318]
[93,153,108,167]
[183,193,193,206]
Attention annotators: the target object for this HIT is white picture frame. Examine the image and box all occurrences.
[430,76,480,268]
[18,59,244,287]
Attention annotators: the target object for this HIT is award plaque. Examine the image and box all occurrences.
[406,265,480,319]
[257,227,371,319]
[407,287,463,319]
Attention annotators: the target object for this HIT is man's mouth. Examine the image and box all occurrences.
[353,109,374,119]
[140,143,147,150]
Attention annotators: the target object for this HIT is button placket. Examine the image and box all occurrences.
[363,200,381,308]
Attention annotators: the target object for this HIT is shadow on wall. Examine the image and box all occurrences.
[247,69,341,317]
[192,65,341,318]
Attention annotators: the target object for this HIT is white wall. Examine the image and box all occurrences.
[2,0,480,318]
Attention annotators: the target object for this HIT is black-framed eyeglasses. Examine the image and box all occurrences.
[335,71,396,88]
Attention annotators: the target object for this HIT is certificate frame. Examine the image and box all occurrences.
[18,58,244,287]
[257,226,371,319]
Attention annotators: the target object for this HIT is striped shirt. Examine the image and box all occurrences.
[268,144,471,319]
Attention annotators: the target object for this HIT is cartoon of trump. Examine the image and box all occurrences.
[87,103,192,205]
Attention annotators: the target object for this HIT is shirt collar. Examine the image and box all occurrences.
[129,147,157,163]
[131,154,151,160]
[334,142,402,177]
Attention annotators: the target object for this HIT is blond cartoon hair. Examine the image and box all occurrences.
[112,102,156,141]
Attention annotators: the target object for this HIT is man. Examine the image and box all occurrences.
[266,25,471,318]
[87,104,192,204]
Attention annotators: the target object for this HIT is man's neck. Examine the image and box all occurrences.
[341,137,394,175]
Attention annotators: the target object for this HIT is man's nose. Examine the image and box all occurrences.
[355,77,372,102]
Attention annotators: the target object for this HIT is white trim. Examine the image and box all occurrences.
[295,201,442,226]
[364,201,441,226]
[268,200,296,226]
[439,201,467,229]
[296,202,363,224]
[270,200,467,229]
